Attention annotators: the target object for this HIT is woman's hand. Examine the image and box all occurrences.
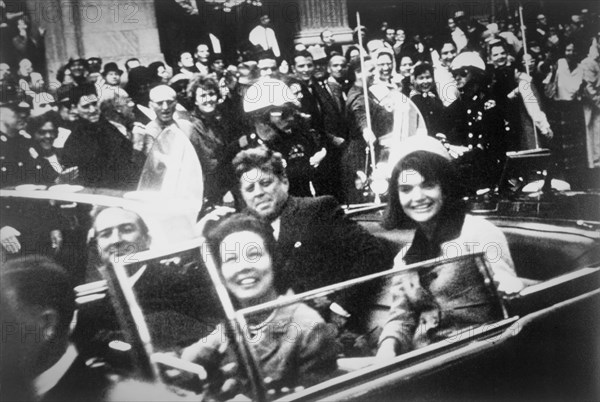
[494,270,525,295]
[375,338,398,360]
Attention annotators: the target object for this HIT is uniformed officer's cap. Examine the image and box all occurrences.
[450,52,486,73]
[0,81,20,108]
[243,77,299,113]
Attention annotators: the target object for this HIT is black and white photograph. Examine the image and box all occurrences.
[1,0,599,400]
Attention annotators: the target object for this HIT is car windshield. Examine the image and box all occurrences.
[112,248,508,401]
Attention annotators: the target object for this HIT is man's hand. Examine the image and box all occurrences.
[375,338,398,360]
[55,166,79,184]
[50,230,63,252]
[310,147,327,168]
[446,144,469,158]
[131,122,148,152]
[1,226,21,254]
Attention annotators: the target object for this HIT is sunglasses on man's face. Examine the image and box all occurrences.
[269,107,295,119]
[452,69,470,78]
[37,102,56,108]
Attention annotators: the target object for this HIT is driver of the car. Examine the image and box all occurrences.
[87,206,218,349]
[92,206,151,266]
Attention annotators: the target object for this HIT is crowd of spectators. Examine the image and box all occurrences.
[1,5,600,399]
[1,7,599,200]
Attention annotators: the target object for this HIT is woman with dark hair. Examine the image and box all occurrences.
[410,62,448,135]
[187,74,234,206]
[545,40,586,183]
[148,61,171,85]
[344,45,361,65]
[26,111,65,177]
[181,213,338,395]
[376,136,522,358]
[397,53,416,96]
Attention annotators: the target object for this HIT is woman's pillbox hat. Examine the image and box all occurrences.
[397,135,452,163]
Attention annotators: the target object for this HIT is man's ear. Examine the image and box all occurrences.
[281,176,290,191]
[39,308,60,341]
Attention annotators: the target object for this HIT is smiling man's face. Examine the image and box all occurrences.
[239,168,289,221]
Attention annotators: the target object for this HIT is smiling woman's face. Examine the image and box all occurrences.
[220,231,274,306]
[398,169,443,225]
[34,121,58,152]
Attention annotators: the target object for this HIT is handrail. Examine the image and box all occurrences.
[343,203,386,217]
[238,253,489,317]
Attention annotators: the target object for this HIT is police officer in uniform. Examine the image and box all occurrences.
[443,52,510,193]
[1,98,64,262]
[235,78,326,197]
[1,99,58,187]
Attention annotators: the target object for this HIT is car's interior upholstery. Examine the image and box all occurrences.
[354,217,600,352]
[359,219,599,281]
[492,222,599,280]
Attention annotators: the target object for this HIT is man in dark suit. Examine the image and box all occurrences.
[62,83,142,189]
[0,255,113,401]
[231,146,394,327]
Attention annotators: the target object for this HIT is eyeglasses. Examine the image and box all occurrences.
[37,128,58,135]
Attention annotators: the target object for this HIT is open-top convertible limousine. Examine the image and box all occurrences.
[2,133,598,400]
[2,184,598,401]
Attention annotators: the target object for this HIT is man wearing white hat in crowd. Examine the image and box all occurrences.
[442,52,510,192]
[237,77,326,197]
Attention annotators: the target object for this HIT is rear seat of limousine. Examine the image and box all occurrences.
[361,217,599,282]
[352,218,600,351]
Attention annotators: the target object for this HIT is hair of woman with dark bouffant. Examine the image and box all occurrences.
[382,151,467,230]
[186,73,220,101]
[25,110,62,136]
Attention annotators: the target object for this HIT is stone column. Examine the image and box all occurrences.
[26,0,163,85]
[293,0,353,46]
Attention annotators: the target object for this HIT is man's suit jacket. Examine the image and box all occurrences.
[40,355,113,402]
[62,118,141,189]
[273,196,394,318]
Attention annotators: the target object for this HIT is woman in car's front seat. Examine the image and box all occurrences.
[181,213,338,397]
[376,136,524,359]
